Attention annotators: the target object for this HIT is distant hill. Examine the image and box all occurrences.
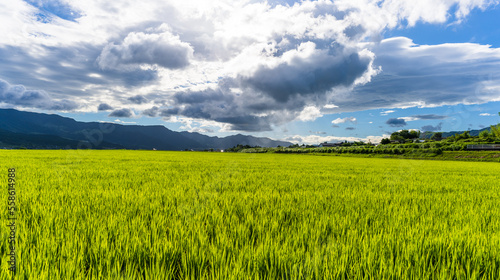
[421,127,492,139]
[0,109,291,150]
[0,128,122,149]
[179,132,292,150]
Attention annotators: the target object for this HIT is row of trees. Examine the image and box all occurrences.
[225,144,260,152]
[380,130,421,144]
[380,114,500,144]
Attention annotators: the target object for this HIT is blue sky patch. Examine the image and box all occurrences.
[25,0,82,22]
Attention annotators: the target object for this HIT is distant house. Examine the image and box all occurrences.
[319,142,342,147]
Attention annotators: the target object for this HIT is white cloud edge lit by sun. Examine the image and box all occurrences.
[331,117,357,124]
[297,106,323,122]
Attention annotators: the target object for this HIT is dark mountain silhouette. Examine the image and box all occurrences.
[179,131,292,150]
[0,109,291,150]
[0,128,122,149]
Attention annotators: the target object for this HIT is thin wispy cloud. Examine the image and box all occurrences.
[381,110,395,116]
[402,114,448,121]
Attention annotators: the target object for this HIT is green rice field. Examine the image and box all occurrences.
[1,150,500,279]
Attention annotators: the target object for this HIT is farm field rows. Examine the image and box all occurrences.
[1,150,500,279]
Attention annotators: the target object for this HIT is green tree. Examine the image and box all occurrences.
[390,133,404,143]
[380,138,391,144]
[409,130,421,139]
[398,130,411,139]
[492,112,500,138]
[455,131,470,141]
[479,130,490,139]
[491,124,500,138]
[462,131,470,139]
[391,130,421,142]
[431,132,442,141]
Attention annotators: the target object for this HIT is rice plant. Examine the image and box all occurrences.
[1,150,500,279]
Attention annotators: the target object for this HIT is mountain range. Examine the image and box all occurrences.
[0,109,291,150]
[421,127,492,139]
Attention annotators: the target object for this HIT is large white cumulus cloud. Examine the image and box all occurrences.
[97,26,194,71]
[0,0,498,130]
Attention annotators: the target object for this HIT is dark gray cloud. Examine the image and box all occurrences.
[411,114,448,120]
[421,122,443,132]
[165,43,373,131]
[142,106,181,118]
[241,52,370,103]
[160,83,277,131]
[174,87,234,104]
[386,118,407,127]
[98,103,113,111]
[159,108,180,117]
[169,84,291,131]
[128,95,148,104]
[178,104,213,119]
[142,106,159,117]
[109,108,133,118]
[345,127,356,130]
[0,78,77,110]
[0,44,160,100]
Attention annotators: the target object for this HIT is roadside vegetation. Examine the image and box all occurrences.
[229,119,500,162]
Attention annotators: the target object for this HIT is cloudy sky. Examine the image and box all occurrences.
[1,0,500,143]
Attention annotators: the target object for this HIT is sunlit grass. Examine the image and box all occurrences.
[1,150,500,279]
